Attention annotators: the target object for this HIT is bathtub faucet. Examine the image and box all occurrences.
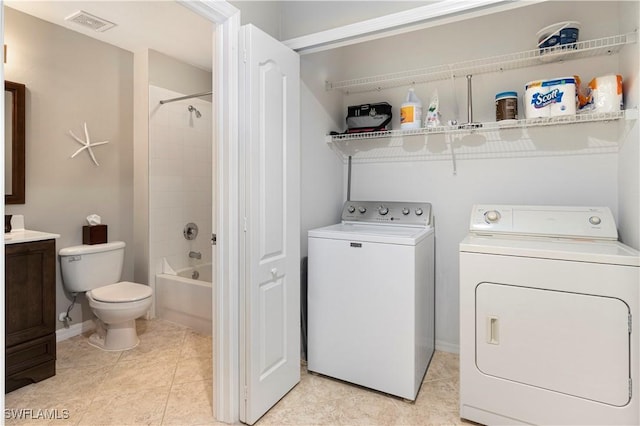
[189,251,202,260]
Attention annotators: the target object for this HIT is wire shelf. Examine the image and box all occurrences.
[326,109,634,165]
[326,33,637,94]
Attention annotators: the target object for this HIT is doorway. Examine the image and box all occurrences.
[0,0,239,422]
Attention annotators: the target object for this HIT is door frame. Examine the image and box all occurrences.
[177,1,241,423]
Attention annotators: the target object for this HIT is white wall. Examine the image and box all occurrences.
[4,7,134,329]
[229,1,283,40]
[300,49,346,256]
[299,1,633,352]
[280,1,431,40]
[149,50,213,98]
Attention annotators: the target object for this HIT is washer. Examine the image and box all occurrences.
[460,204,640,425]
[307,201,435,400]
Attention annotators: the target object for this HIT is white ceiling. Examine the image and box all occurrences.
[5,0,214,71]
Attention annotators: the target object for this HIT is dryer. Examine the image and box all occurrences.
[459,204,640,425]
[308,201,435,400]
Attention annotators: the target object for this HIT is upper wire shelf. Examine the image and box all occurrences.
[325,33,638,94]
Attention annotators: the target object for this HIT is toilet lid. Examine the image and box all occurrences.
[89,282,152,303]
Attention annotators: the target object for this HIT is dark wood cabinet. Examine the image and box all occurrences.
[5,239,56,392]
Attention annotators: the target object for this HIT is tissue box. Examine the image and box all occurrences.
[83,225,107,245]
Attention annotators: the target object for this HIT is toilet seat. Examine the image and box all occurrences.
[88,281,152,303]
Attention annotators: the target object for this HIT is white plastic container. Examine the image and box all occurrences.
[525,77,576,118]
[401,88,422,129]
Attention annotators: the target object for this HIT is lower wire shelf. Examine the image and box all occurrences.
[326,109,635,172]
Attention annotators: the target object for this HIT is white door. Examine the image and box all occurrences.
[239,24,300,425]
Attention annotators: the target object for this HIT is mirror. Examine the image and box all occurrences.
[5,80,25,204]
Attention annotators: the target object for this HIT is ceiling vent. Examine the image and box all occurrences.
[65,10,116,32]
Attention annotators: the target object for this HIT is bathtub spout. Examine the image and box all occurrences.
[189,251,202,260]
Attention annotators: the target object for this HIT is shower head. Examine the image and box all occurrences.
[188,105,201,118]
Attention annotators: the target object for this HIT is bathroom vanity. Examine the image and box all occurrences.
[5,228,60,392]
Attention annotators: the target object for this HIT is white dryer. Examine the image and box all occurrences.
[308,201,435,400]
[460,204,640,425]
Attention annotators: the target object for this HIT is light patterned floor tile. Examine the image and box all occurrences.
[181,330,213,359]
[5,318,464,426]
[56,335,122,370]
[118,329,187,363]
[4,392,92,426]
[173,356,213,385]
[161,380,220,425]
[136,318,190,335]
[78,386,170,426]
[97,357,177,397]
[424,351,459,383]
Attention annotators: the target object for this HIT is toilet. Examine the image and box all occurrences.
[59,241,152,351]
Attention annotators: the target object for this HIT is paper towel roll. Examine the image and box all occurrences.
[589,74,623,113]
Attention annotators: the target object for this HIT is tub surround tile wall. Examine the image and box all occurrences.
[148,85,213,281]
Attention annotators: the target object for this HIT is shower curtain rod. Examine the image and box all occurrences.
[159,91,213,105]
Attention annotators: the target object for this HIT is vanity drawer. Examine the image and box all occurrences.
[5,360,56,393]
[5,333,56,377]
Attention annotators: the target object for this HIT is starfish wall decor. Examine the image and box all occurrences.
[69,122,109,166]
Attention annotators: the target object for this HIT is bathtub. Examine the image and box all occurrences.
[155,263,213,335]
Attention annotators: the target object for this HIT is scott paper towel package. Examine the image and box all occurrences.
[525,77,577,118]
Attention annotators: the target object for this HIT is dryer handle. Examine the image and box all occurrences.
[486,316,500,345]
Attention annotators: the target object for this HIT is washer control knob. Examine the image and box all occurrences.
[378,206,389,216]
[485,210,501,223]
[347,205,356,213]
[415,208,423,216]
[402,208,410,215]
[589,216,602,225]
[358,206,367,214]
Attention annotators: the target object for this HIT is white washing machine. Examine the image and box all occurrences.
[307,201,435,400]
[460,204,640,425]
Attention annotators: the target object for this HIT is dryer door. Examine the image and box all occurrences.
[476,283,630,406]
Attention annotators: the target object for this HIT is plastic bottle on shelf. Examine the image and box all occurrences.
[401,88,422,129]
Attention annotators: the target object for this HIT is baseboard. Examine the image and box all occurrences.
[436,339,460,354]
[55,319,96,342]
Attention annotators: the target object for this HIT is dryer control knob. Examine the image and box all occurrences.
[415,208,423,216]
[402,208,410,215]
[378,207,389,216]
[358,206,367,214]
[485,210,501,223]
[347,205,356,213]
[589,216,602,225]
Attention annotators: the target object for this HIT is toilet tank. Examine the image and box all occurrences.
[59,241,126,293]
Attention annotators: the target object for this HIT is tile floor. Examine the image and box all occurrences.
[5,319,469,425]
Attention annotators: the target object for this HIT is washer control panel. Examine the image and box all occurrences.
[342,201,432,226]
[469,204,618,240]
